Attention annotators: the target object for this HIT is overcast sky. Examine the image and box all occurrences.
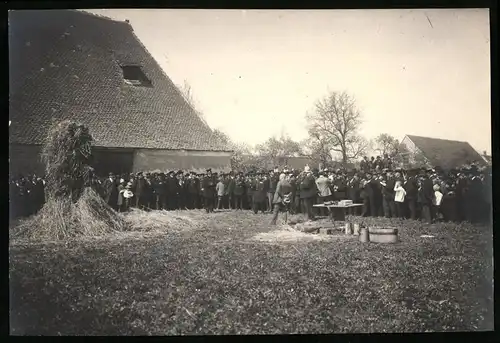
[87,9,491,154]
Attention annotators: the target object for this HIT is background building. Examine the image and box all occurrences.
[399,134,486,170]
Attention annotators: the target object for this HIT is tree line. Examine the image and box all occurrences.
[180,81,427,171]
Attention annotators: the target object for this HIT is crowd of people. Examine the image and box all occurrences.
[10,158,492,226]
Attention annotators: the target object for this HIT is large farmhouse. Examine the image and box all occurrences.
[9,10,232,177]
[399,134,486,170]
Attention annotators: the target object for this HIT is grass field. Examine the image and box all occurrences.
[9,210,493,335]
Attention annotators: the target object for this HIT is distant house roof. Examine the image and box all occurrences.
[481,154,492,164]
[404,135,486,169]
[8,10,230,152]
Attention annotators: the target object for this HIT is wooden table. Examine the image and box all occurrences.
[313,203,364,221]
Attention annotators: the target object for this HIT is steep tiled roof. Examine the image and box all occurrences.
[406,135,486,169]
[9,10,231,152]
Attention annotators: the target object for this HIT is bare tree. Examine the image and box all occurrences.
[301,134,333,168]
[374,133,400,157]
[179,79,207,124]
[231,142,257,171]
[255,134,304,167]
[212,128,234,150]
[211,128,261,171]
[306,91,368,164]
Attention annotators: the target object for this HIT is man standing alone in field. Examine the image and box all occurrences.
[267,169,279,213]
[270,173,293,225]
[299,166,317,221]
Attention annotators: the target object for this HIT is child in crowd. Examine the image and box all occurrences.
[433,184,443,221]
[394,180,406,219]
[122,182,134,212]
[216,177,225,210]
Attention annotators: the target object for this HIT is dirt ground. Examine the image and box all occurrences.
[9,210,494,335]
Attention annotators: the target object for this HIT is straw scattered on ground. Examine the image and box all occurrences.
[251,224,347,243]
[11,188,127,241]
[123,208,201,232]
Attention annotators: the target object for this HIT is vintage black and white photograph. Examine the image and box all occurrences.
[8,8,492,335]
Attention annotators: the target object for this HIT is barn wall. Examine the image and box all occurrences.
[10,144,232,178]
[9,144,44,177]
[132,149,232,173]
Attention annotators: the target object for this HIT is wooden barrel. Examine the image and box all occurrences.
[344,222,353,235]
[368,227,398,243]
[359,227,369,242]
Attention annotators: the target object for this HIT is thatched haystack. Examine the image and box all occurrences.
[11,120,127,241]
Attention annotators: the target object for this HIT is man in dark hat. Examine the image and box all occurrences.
[152,172,167,210]
[455,169,468,222]
[220,173,229,209]
[186,172,200,209]
[346,172,361,215]
[252,171,267,214]
[416,169,434,224]
[227,172,236,210]
[245,172,255,210]
[177,171,188,210]
[372,171,384,217]
[465,168,484,223]
[233,172,246,210]
[102,172,119,210]
[404,169,419,220]
[166,170,178,210]
[299,166,317,221]
[267,170,279,213]
[360,172,373,217]
[381,170,396,218]
[332,169,347,203]
[143,172,154,210]
[201,168,216,213]
[287,170,298,214]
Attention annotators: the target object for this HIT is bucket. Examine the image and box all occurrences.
[368,227,398,244]
[344,222,353,235]
[359,227,369,242]
[353,223,360,235]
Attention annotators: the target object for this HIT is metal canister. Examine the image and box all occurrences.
[344,222,353,235]
[359,227,370,242]
[353,223,360,235]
